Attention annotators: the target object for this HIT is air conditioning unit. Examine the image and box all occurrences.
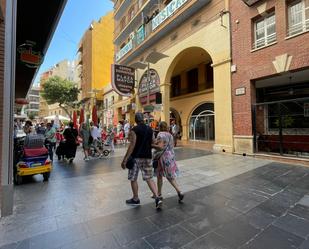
[129,32,135,40]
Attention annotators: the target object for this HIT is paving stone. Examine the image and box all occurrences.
[226,198,260,213]
[0,242,20,249]
[85,213,128,235]
[145,225,196,249]
[242,225,304,249]
[299,239,309,249]
[273,213,309,239]
[147,207,190,229]
[257,199,288,217]
[15,240,30,249]
[182,232,234,249]
[61,231,120,249]
[180,210,223,237]
[298,195,309,207]
[289,204,309,220]
[243,207,277,229]
[291,175,309,190]
[215,217,261,248]
[112,219,158,246]
[28,224,88,249]
[122,239,153,249]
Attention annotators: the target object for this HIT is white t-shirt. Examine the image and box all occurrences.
[91,126,101,139]
[124,123,130,133]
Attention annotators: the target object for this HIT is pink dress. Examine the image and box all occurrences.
[155,131,179,180]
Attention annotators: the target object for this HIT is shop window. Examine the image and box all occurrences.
[253,12,276,49]
[187,68,198,93]
[171,75,181,97]
[205,63,213,89]
[287,0,309,36]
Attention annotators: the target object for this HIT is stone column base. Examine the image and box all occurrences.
[233,135,254,155]
[213,144,233,153]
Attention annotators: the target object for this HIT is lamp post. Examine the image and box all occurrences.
[130,51,168,112]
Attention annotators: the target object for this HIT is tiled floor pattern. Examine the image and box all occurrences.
[1,147,308,248]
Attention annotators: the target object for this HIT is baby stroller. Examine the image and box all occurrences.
[89,138,110,158]
[14,134,52,185]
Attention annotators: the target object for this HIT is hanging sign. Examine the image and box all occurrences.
[111,64,135,97]
[138,69,160,103]
[17,40,43,68]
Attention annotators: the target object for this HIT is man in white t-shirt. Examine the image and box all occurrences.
[90,122,102,156]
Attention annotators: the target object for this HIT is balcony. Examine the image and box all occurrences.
[116,0,211,64]
[114,0,152,45]
[114,0,139,20]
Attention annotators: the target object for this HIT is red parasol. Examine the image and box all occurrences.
[79,108,84,125]
[92,105,98,126]
[72,110,77,128]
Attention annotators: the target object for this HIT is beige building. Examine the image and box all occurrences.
[39,59,78,119]
[112,0,233,152]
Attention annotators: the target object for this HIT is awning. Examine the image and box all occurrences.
[15,0,67,98]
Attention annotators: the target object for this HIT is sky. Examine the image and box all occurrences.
[34,0,113,85]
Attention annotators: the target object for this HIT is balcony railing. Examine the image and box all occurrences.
[253,33,276,50]
[116,0,206,63]
[287,20,309,37]
[114,0,152,43]
[114,0,147,21]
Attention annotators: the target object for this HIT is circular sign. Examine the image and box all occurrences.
[138,69,160,104]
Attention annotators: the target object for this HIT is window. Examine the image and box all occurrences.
[253,13,276,49]
[171,75,181,97]
[187,68,198,93]
[288,0,309,36]
[205,63,213,89]
[128,6,135,20]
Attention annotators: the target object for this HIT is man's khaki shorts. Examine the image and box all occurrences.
[128,158,153,181]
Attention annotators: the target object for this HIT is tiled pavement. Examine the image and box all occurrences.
[0,146,309,249]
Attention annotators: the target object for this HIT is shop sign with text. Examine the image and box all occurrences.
[116,40,133,62]
[111,64,135,96]
[152,0,188,30]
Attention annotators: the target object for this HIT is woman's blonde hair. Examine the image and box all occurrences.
[159,121,169,131]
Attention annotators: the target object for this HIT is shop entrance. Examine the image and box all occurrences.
[253,72,309,158]
[189,103,215,141]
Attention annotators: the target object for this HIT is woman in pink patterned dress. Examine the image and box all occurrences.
[153,121,184,202]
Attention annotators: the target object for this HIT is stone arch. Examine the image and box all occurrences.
[164,46,214,85]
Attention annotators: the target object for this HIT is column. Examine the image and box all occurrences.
[160,83,171,122]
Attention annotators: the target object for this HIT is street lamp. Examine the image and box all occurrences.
[130,51,168,106]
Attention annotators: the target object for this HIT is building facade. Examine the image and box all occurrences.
[231,0,309,157]
[77,11,114,111]
[112,0,233,152]
[24,86,40,118]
